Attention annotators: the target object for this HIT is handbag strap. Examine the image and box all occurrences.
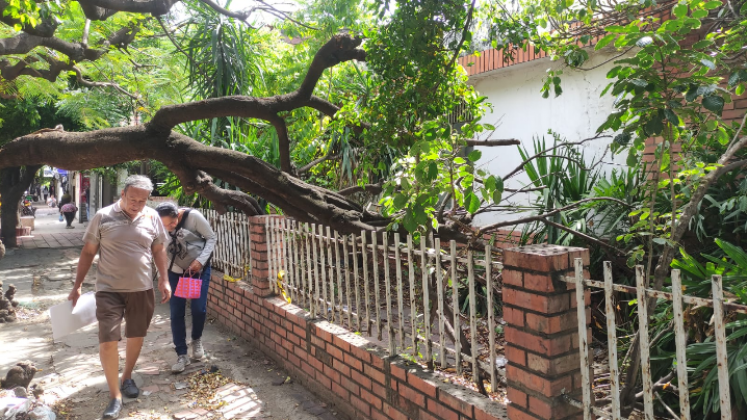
[167,209,192,272]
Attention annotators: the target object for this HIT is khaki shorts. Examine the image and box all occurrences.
[96,289,155,343]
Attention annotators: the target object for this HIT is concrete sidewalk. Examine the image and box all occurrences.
[16,206,85,249]
[1,228,344,420]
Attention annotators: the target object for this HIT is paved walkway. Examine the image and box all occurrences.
[17,206,85,249]
[1,215,344,420]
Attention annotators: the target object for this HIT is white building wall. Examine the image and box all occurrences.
[470,50,628,227]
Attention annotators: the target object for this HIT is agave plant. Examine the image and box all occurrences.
[518,134,601,246]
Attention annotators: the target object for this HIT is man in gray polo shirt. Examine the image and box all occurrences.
[67,175,171,419]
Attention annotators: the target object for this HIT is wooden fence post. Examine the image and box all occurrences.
[502,244,592,420]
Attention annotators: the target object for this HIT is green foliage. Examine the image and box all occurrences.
[0,97,85,145]
[488,0,747,178]
[668,240,747,414]
[518,135,600,246]
[183,0,265,100]
[673,239,747,304]
[337,0,503,234]
[2,0,40,30]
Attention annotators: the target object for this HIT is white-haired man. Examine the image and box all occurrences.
[68,175,171,419]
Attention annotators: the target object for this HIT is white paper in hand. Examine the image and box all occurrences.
[49,292,98,341]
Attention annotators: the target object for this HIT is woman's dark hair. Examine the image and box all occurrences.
[155,202,179,218]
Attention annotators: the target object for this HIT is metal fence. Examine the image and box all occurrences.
[562,259,747,420]
[264,217,505,390]
[203,209,251,279]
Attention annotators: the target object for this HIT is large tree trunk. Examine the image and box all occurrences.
[0,166,39,247]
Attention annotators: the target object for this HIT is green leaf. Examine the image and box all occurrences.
[484,175,496,191]
[403,212,418,233]
[606,66,620,78]
[491,176,504,204]
[468,150,482,162]
[737,84,745,96]
[467,193,481,214]
[606,25,628,33]
[644,117,664,136]
[686,85,700,102]
[428,162,438,181]
[664,109,679,126]
[595,34,616,50]
[684,18,701,28]
[692,40,713,49]
[492,190,502,204]
[702,95,725,114]
[614,132,631,146]
[600,82,614,97]
[729,72,742,86]
[692,9,708,18]
[393,193,408,210]
[704,0,722,9]
[700,58,716,70]
[673,4,688,18]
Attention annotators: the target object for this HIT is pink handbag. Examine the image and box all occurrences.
[174,275,202,299]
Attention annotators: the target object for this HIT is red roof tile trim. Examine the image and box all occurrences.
[459,7,673,76]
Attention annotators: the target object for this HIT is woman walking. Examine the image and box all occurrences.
[155,202,216,373]
[59,193,77,229]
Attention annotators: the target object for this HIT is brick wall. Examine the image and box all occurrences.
[207,275,508,420]
[502,245,592,420]
[206,215,592,420]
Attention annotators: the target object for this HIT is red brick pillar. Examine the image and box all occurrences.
[502,244,591,420]
[248,215,284,298]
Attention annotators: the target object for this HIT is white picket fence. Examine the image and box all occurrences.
[264,217,505,389]
[203,209,251,279]
[562,259,747,420]
[195,210,747,418]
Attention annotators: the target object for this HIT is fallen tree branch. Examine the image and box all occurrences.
[539,218,624,255]
[255,0,319,31]
[198,0,256,24]
[337,183,383,196]
[156,16,201,70]
[477,197,630,235]
[268,114,292,173]
[149,35,366,131]
[298,153,341,174]
[72,66,142,103]
[465,139,520,147]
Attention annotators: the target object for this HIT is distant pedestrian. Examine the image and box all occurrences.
[59,194,76,229]
[67,175,171,420]
[155,202,216,373]
[85,187,91,220]
[42,186,48,202]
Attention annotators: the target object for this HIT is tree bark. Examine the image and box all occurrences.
[0,166,40,247]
